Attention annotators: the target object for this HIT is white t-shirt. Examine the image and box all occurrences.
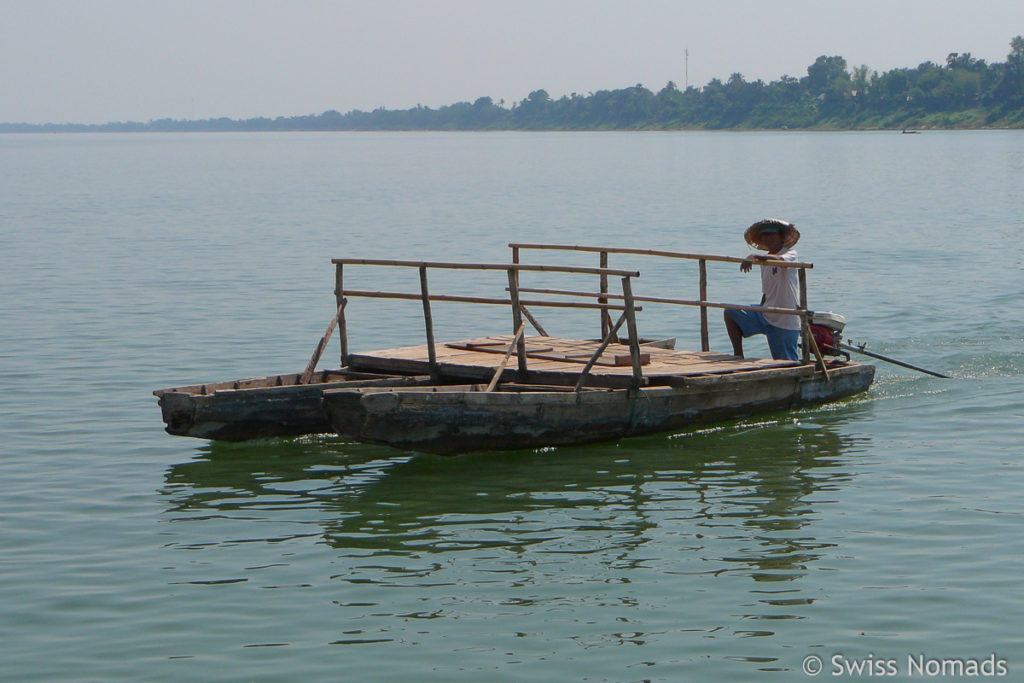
[760,248,802,330]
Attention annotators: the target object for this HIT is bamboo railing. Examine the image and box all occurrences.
[510,243,816,365]
[329,258,647,388]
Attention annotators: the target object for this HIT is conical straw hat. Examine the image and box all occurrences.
[744,218,800,251]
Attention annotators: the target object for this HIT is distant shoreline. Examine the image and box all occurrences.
[3,124,1021,134]
[6,36,1023,133]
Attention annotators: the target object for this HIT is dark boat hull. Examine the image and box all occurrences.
[322,363,875,454]
[155,371,432,441]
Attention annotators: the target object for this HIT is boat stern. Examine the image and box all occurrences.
[155,390,199,437]
[797,362,875,403]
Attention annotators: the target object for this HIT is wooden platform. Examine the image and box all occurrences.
[347,335,799,388]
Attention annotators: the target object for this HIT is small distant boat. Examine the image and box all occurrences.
[901,128,921,134]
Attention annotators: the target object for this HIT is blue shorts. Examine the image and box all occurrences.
[726,309,800,360]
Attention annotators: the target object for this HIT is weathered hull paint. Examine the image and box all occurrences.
[323,363,875,455]
[155,373,432,441]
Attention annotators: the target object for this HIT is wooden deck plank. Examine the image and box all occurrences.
[348,335,800,383]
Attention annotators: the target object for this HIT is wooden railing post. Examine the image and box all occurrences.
[335,262,348,365]
[621,276,644,390]
[575,311,628,392]
[419,266,439,380]
[699,258,709,352]
[599,251,611,340]
[507,268,528,379]
[519,304,548,336]
[300,299,346,384]
[798,267,810,364]
[486,322,526,392]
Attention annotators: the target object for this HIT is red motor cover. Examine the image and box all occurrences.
[810,324,837,354]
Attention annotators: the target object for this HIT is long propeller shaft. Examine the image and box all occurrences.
[838,342,950,378]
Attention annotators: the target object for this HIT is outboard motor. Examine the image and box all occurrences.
[809,311,846,356]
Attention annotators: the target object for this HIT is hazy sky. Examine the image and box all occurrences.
[3,0,1024,124]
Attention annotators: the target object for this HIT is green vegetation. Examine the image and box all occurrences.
[5,37,1023,132]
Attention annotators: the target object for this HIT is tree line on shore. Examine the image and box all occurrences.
[5,36,1023,133]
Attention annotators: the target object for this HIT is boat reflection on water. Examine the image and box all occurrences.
[161,405,872,584]
[159,407,873,671]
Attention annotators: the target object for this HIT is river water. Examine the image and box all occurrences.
[1,131,1022,681]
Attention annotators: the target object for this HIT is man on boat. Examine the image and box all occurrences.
[724,218,802,360]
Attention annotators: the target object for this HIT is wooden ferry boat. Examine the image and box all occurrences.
[155,242,875,450]
[320,245,872,453]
